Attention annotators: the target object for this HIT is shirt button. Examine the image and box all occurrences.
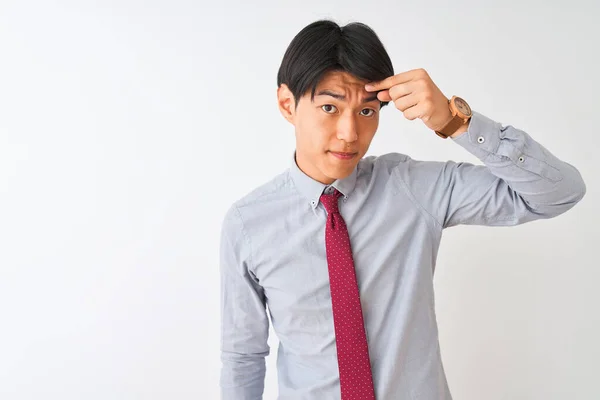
[311,200,316,206]
[518,156,525,163]
[477,136,485,144]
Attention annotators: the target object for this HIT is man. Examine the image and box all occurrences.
[219,20,586,400]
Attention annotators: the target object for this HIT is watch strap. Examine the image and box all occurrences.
[434,115,465,139]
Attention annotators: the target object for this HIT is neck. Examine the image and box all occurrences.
[295,151,335,185]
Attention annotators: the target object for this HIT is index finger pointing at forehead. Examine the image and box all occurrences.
[365,69,418,92]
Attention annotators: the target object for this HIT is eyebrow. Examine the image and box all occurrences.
[315,90,379,104]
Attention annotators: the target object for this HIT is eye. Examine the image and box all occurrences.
[321,104,338,114]
[361,108,376,117]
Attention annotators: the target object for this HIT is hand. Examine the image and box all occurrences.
[365,68,462,135]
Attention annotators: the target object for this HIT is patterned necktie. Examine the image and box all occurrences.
[320,188,376,400]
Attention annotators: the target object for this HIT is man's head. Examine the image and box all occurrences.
[277,20,394,184]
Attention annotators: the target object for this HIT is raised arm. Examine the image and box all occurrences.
[393,111,586,228]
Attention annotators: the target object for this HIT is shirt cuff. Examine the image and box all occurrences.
[451,111,502,161]
[451,110,563,182]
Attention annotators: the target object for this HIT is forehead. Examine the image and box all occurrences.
[316,70,368,90]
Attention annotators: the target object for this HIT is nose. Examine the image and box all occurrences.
[336,113,359,144]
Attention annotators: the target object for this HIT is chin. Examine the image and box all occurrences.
[323,162,355,180]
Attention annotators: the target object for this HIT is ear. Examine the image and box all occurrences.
[277,84,297,124]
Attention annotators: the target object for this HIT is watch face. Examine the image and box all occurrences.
[454,97,472,116]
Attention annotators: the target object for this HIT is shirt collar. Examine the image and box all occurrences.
[289,150,358,210]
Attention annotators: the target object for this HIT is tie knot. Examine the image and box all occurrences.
[319,188,343,214]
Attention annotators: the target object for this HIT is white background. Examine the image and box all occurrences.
[1,1,598,399]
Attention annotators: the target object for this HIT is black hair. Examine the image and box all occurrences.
[277,19,394,110]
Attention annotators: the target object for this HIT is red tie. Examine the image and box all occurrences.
[320,188,376,400]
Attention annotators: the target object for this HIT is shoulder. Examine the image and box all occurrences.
[361,152,468,190]
[360,151,410,167]
[357,152,409,176]
[359,151,448,175]
[221,169,292,230]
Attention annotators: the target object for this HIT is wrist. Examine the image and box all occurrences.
[435,95,472,139]
[449,118,470,138]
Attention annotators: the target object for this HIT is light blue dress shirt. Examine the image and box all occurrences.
[219,111,586,400]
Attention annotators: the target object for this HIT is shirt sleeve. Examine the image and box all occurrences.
[393,111,586,228]
[219,205,270,399]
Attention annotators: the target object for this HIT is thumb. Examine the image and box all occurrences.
[377,90,392,102]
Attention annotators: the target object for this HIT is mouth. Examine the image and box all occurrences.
[329,151,358,160]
